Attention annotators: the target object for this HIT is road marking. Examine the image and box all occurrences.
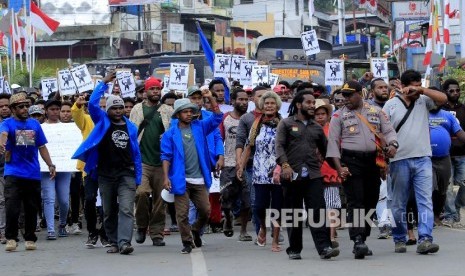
[191,248,208,276]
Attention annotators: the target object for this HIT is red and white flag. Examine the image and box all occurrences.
[30,2,60,35]
[439,0,452,71]
[359,0,377,14]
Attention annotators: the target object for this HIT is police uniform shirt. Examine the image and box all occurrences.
[326,101,397,159]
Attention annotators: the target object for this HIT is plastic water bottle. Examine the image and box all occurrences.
[301,166,308,178]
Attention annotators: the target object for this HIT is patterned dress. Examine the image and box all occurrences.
[252,124,277,185]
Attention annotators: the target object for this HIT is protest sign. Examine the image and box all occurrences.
[58,69,78,96]
[251,65,270,88]
[70,65,94,93]
[239,60,258,86]
[324,59,344,86]
[116,71,136,98]
[168,63,189,91]
[41,78,58,100]
[39,123,82,172]
[301,29,321,56]
[214,54,231,79]
[370,58,389,83]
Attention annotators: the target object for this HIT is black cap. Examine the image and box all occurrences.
[45,99,62,109]
[340,81,362,94]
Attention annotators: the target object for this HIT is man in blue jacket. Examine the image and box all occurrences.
[72,71,142,255]
[161,88,222,254]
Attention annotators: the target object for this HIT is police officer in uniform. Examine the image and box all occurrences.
[326,81,398,259]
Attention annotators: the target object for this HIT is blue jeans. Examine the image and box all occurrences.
[388,157,434,243]
[444,156,465,221]
[41,172,71,233]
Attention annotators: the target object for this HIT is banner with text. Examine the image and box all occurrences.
[324,59,344,86]
[301,29,320,56]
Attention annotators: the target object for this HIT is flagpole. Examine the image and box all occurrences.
[26,0,32,87]
[6,51,10,81]
[11,9,16,72]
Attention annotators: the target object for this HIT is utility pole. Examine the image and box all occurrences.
[338,0,345,45]
[282,0,286,35]
[137,5,142,49]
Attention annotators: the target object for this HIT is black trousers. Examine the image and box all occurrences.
[341,150,380,241]
[69,172,83,224]
[4,176,41,242]
[283,177,331,254]
[84,175,107,239]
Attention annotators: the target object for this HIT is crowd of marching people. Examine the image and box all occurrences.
[0,66,464,260]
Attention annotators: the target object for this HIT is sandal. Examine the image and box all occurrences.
[238,233,253,242]
[255,232,266,247]
[106,245,119,253]
[406,238,417,245]
[271,244,282,252]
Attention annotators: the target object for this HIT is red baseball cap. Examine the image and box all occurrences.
[145,77,162,90]
[273,84,286,95]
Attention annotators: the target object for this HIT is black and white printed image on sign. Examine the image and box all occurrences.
[3,81,10,94]
[58,69,78,96]
[301,29,320,56]
[117,71,136,98]
[41,78,58,100]
[70,65,94,93]
[230,55,245,80]
[162,76,170,95]
[324,59,344,86]
[251,65,270,88]
[214,54,231,79]
[269,73,279,88]
[370,58,389,83]
[239,60,258,86]
[168,63,189,91]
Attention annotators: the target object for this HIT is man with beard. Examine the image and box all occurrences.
[129,77,173,247]
[327,81,398,259]
[218,88,251,240]
[368,78,390,108]
[276,90,339,260]
[439,79,465,228]
[383,70,447,255]
[367,78,393,239]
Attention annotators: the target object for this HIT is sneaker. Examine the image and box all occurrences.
[152,238,166,246]
[192,230,202,248]
[378,225,391,239]
[287,250,302,260]
[442,218,455,228]
[319,247,340,259]
[353,242,369,259]
[416,240,439,254]
[170,224,179,232]
[85,235,98,248]
[135,228,147,244]
[5,239,17,251]
[181,244,192,254]
[58,225,68,237]
[395,242,407,253]
[68,223,82,235]
[119,243,134,255]
[25,241,37,250]
[101,238,112,248]
[47,232,57,240]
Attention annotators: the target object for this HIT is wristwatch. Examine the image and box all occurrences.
[389,141,399,149]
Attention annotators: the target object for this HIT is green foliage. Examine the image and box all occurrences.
[2,60,65,87]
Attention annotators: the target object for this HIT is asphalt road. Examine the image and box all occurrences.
[1,223,464,276]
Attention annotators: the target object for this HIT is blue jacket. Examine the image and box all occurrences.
[161,112,223,195]
[72,82,142,185]
[171,109,224,170]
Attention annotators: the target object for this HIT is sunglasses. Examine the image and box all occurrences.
[341,93,353,98]
[16,104,30,109]
[448,89,460,93]
[334,99,345,103]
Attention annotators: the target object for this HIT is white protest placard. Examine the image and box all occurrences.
[162,75,171,95]
[203,78,212,86]
[214,54,231,79]
[240,60,257,86]
[168,63,189,91]
[251,65,270,88]
[116,71,136,98]
[39,123,83,172]
[230,55,245,80]
[41,78,58,100]
[370,58,389,83]
[269,73,279,88]
[301,29,321,56]
[70,64,94,93]
[324,59,344,86]
[279,102,290,118]
[0,76,4,93]
[3,81,10,94]
[58,69,78,96]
